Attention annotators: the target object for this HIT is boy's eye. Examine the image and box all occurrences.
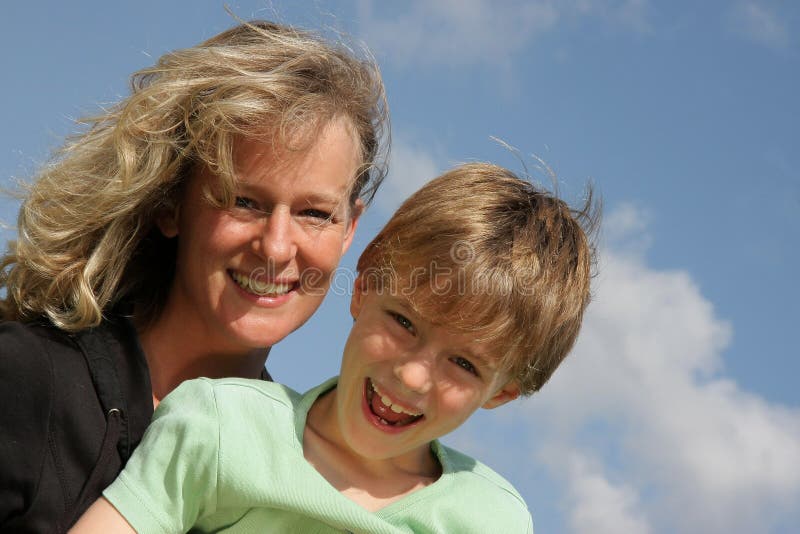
[234,196,258,210]
[451,356,479,377]
[389,311,415,334]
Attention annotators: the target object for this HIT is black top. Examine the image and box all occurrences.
[0,316,152,533]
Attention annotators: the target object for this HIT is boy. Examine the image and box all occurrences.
[72,163,597,533]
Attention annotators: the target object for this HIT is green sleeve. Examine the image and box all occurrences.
[103,379,220,534]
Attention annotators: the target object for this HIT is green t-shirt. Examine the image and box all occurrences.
[104,377,533,533]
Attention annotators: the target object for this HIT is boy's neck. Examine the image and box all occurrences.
[303,386,442,512]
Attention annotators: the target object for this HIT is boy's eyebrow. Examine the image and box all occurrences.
[389,296,499,371]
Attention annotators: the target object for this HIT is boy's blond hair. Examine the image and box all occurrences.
[1,20,389,331]
[357,163,598,395]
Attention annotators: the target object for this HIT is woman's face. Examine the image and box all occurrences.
[159,118,362,354]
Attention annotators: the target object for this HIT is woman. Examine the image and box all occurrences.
[0,20,387,532]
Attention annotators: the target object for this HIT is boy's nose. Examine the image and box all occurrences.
[256,209,297,265]
[394,358,433,395]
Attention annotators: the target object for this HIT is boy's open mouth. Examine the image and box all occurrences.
[365,378,424,427]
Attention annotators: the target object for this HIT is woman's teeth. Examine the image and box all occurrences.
[231,272,291,296]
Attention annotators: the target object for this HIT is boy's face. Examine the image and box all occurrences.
[334,278,520,465]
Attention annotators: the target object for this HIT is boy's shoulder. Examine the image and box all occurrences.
[436,441,528,503]
[168,378,310,463]
[189,376,336,423]
[201,376,302,405]
[431,441,533,532]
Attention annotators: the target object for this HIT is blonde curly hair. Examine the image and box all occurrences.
[1,20,389,331]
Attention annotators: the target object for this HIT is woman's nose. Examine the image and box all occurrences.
[394,357,433,395]
[256,209,297,266]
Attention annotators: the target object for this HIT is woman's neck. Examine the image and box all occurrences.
[138,309,269,404]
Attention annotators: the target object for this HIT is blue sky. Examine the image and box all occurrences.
[2,2,799,532]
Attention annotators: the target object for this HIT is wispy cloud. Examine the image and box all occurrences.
[375,139,443,214]
[449,203,800,533]
[356,0,651,68]
[615,0,652,33]
[570,0,652,34]
[564,453,653,534]
[357,0,558,68]
[728,1,790,49]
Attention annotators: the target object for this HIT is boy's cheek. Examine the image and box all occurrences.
[362,331,404,362]
[439,390,489,422]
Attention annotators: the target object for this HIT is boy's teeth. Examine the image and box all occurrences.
[374,383,420,417]
[232,272,291,296]
[381,395,404,414]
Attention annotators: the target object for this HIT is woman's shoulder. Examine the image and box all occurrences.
[0,317,125,378]
[0,320,65,375]
[0,318,53,343]
[0,319,59,401]
[0,315,146,422]
[0,315,153,454]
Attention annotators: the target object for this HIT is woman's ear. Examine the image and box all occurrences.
[155,207,180,238]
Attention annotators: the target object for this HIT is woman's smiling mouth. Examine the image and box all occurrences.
[230,270,296,297]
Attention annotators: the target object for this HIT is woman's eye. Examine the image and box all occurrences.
[389,312,415,333]
[301,208,333,221]
[234,196,258,210]
[452,356,479,377]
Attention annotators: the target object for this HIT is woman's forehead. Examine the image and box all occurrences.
[234,116,360,166]
[231,122,360,190]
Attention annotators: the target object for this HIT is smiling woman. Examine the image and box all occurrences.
[0,20,387,532]
[148,119,364,363]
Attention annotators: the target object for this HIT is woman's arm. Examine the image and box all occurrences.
[69,498,135,533]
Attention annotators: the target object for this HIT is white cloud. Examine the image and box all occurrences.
[357,0,651,68]
[375,139,443,214]
[602,201,652,256]
[357,0,558,68]
[450,203,800,533]
[565,453,653,534]
[728,1,790,50]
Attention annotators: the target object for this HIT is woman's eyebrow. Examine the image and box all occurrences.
[303,192,346,206]
[236,182,345,206]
